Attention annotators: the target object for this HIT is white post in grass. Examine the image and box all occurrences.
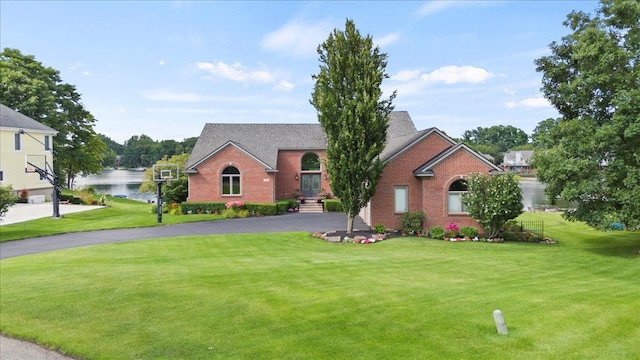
[493,310,508,335]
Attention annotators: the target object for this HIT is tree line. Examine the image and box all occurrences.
[99,133,197,169]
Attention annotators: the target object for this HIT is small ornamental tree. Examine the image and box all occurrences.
[461,173,523,238]
[0,185,18,221]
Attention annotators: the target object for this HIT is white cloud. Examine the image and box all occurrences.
[391,69,422,82]
[418,1,497,17]
[158,60,166,66]
[375,32,400,47]
[261,18,333,57]
[421,66,493,84]
[275,80,295,92]
[418,1,460,16]
[82,71,93,76]
[195,61,274,84]
[506,97,551,109]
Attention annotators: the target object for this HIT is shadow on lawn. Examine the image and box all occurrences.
[582,236,640,258]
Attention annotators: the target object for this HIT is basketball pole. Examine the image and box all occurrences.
[156,180,163,223]
[20,129,61,219]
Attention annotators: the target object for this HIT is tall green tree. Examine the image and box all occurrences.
[1,48,106,188]
[310,19,396,233]
[461,173,523,238]
[533,0,640,230]
[462,125,530,153]
[531,118,561,149]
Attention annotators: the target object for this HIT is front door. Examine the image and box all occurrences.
[301,173,321,198]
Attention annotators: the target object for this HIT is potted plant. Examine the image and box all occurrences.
[17,189,28,203]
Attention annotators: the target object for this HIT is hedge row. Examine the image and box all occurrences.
[323,199,342,212]
[182,200,296,216]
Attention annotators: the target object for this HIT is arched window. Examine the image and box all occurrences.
[301,153,320,171]
[448,179,468,213]
[222,166,241,195]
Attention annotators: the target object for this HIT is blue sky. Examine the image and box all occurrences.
[1,1,600,144]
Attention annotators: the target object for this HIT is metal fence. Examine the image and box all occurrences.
[519,220,544,239]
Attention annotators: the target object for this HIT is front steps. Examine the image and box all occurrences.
[298,199,324,213]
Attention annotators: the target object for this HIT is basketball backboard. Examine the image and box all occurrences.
[25,154,47,174]
[152,164,179,182]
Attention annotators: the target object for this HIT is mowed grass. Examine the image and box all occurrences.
[0,213,639,359]
[0,196,224,242]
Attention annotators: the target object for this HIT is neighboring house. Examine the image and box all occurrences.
[502,150,535,177]
[185,111,503,230]
[0,104,57,201]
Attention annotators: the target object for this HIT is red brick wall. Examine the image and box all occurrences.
[369,132,452,229]
[276,150,330,200]
[187,145,276,203]
[420,148,491,232]
[369,135,494,233]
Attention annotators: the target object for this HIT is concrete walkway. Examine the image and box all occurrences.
[0,202,105,226]
[0,204,369,359]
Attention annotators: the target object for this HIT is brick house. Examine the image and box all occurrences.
[185,111,502,230]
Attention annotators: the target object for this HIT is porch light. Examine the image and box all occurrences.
[295,172,299,180]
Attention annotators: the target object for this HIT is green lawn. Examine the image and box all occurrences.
[1,213,638,359]
[0,196,224,242]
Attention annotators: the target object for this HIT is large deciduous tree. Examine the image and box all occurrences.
[461,173,523,238]
[533,0,640,230]
[310,19,396,233]
[0,48,105,188]
[462,125,530,152]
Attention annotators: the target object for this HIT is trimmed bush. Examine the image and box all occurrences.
[182,201,290,216]
[399,211,426,234]
[243,203,278,216]
[429,225,445,239]
[374,223,386,234]
[181,202,227,214]
[323,199,342,212]
[460,226,479,238]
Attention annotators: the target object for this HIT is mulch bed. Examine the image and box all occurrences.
[319,230,402,242]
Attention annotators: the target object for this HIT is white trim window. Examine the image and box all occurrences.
[394,186,408,213]
[448,179,468,214]
[222,166,241,195]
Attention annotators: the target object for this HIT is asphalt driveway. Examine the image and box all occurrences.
[0,212,369,259]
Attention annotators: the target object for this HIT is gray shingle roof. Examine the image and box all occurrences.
[0,103,57,133]
[185,111,428,171]
[186,123,328,170]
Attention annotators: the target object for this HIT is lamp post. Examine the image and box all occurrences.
[19,129,61,219]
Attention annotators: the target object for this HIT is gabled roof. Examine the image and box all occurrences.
[0,103,57,133]
[185,111,419,171]
[185,123,327,170]
[413,143,504,177]
[380,127,457,163]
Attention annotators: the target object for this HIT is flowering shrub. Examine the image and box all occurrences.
[445,223,459,238]
[225,200,244,209]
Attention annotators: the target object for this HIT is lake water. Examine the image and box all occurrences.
[74,169,155,202]
[74,170,553,210]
